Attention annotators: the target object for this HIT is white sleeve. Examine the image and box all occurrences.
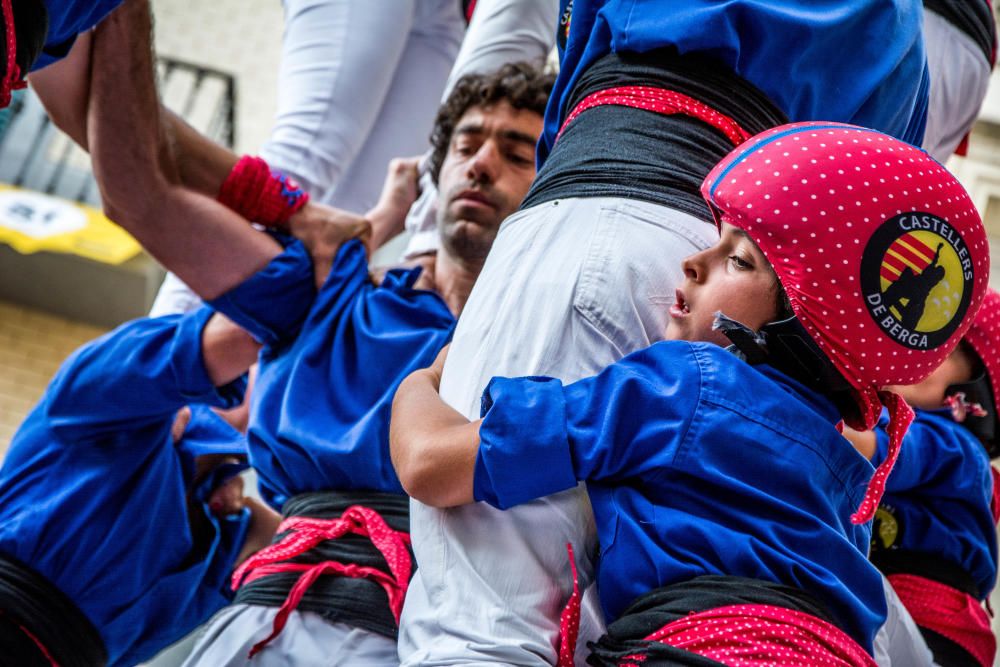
[148,271,202,317]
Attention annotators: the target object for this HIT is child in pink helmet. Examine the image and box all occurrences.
[390,122,990,665]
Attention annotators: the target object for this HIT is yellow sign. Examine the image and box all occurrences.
[0,184,141,265]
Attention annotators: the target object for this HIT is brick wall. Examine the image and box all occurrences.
[0,300,106,457]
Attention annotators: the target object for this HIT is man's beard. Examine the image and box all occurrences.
[436,182,507,267]
[438,216,498,268]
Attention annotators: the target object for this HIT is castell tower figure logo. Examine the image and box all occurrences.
[862,212,975,350]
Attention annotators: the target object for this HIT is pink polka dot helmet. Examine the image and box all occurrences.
[953,288,1000,456]
[701,121,990,523]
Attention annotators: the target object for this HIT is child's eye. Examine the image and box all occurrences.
[728,255,752,270]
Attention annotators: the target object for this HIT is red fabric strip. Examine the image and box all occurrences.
[231,505,412,658]
[557,85,752,147]
[851,391,914,524]
[889,573,996,667]
[637,603,877,667]
[556,543,581,667]
[0,611,59,667]
[1,0,27,108]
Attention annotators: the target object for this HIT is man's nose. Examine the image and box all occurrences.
[467,141,500,184]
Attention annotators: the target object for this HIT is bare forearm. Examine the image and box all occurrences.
[167,109,238,195]
[390,369,479,507]
[87,0,280,299]
[201,313,262,387]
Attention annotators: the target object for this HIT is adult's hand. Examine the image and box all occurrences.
[289,202,372,288]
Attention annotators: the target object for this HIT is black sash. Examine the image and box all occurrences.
[0,551,106,667]
[522,48,787,220]
[924,0,996,65]
[234,490,410,639]
[587,575,835,667]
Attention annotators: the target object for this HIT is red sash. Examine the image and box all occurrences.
[557,85,751,147]
[231,505,411,658]
[888,573,996,667]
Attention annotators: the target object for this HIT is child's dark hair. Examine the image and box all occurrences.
[427,61,554,184]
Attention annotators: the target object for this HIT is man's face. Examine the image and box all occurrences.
[436,101,543,266]
[666,223,782,346]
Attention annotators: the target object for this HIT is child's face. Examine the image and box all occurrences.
[666,222,782,347]
[885,344,977,410]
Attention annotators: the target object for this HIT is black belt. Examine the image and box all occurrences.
[0,551,106,667]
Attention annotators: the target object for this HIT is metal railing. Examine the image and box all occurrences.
[0,57,236,208]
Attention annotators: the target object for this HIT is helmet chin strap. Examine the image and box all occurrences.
[944,372,999,457]
[1,0,27,109]
[713,312,858,422]
[713,310,915,524]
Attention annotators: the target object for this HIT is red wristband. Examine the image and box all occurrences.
[217,155,309,227]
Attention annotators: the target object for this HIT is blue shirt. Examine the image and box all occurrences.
[249,240,455,510]
[33,0,124,71]
[474,341,886,651]
[539,0,929,164]
[0,241,315,666]
[875,408,998,599]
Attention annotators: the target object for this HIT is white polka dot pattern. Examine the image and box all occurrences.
[229,506,413,657]
[701,122,991,524]
[557,543,581,667]
[627,603,878,666]
[887,573,996,667]
[557,86,752,146]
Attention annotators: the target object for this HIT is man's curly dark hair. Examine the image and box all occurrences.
[428,61,554,184]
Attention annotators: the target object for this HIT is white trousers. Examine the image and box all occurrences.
[873,575,937,666]
[182,604,399,667]
[921,8,992,164]
[402,0,560,258]
[400,197,719,666]
[260,0,465,214]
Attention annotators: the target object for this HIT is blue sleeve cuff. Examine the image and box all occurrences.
[474,376,579,509]
[207,237,316,348]
[169,307,247,409]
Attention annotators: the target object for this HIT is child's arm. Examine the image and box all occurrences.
[392,342,704,510]
[391,347,483,507]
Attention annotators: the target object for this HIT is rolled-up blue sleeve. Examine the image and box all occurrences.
[475,376,579,509]
[474,342,704,509]
[207,238,316,348]
[45,307,244,441]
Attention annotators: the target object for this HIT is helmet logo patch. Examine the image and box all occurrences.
[862,212,973,350]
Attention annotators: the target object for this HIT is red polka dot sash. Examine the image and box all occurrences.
[888,573,996,667]
[616,604,877,667]
[0,0,27,109]
[230,505,412,658]
[557,86,752,147]
[556,543,581,667]
[702,122,991,524]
